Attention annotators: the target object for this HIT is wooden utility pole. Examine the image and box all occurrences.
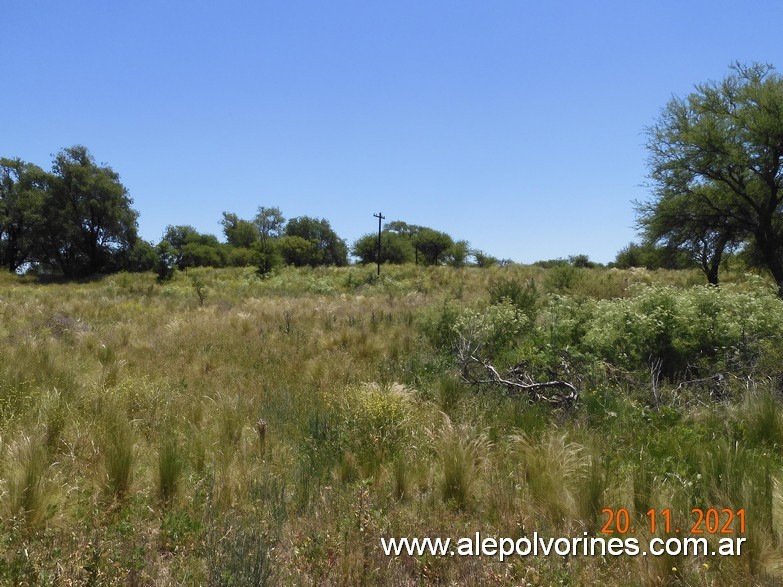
[373,212,385,275]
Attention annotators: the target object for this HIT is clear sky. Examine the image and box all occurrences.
[3,1,782,264]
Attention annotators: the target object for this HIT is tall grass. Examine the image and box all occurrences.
[2,435,59,530]
[103,407,134,499]
[432,417,491,510]
[0,266,780,584]
[158,435,183,503]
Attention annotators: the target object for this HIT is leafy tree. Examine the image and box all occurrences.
[220,212,259,248]
[117,239,158,273]
[160,225,224,269]
[415,228,454,265]
[644,63,783,295]
[254,206,285,241]
[351,231,414,265]
[285,216,347,266]
[448,240,470,267]
[41,146,140,276]
[225,245,259,267]
[385,220,425,238]
[473,250,498,268]
[637,183,739,284]
[277,235,320,266]
[254,206,285,274]
[156,240,177,280]
[613,241,695,270]
[0,158,46,271]
[568,254,596,269]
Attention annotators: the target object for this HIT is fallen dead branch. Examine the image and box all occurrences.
[460,354,578,409]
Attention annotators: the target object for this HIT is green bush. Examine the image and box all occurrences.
[540,294,596,348]
[584,285,783,378]
[324,383,414,474]
[452,300,528,362]
[487,277,538,320]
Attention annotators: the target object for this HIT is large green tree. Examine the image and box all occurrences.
[636,183,739,284]
[160,225,226,269]
[414,228,454,265]
[220,212,259,248]
[0,158,46,271]
[644,63,783,294]
[284,216,347,266]
[42,146,139,276]
[351,231,414,265]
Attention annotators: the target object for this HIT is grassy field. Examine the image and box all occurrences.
[1,264,783,585]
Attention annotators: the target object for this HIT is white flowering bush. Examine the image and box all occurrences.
[539,294,596,348]
[583,285,783,377]
[452,300,529,363]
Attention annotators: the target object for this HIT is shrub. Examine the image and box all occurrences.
[539,294,596,348]
[544,264,580,292]
[452,300,528,363]
[487,277,539,320]
[324,382,414,474]
[583,285,783,379]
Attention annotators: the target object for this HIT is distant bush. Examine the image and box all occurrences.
[488,277,539,320]
[544,264,580,292]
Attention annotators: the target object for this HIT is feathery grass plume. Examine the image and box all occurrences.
[40,388,66,453]
[695,438,783,578]
[431,415,491,510]
[212,392,246,458]
[433,374,463,414]
[739,388,783,449]
[103,407,134,499]
[512,432,588,526]
[580,448,610,531]
[158,435,183,504]
[2,435,59,531]
[391,452,412,501]
[632,451,654,519]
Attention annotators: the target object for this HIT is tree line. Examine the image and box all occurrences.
[7,62,783,292]
[0,148,498,278]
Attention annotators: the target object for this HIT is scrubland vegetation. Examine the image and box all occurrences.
[1,263,783,585]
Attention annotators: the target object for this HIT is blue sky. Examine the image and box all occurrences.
[3,1,782,263]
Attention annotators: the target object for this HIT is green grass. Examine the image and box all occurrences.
[0,265,780,584]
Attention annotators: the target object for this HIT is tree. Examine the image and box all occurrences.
[448,239,470,267]
[160,225,225,269]
[644,63,783,295]
[0,158,46,271]
[277,235,320,267]
[473,250,498,268]
[41,146,139,276]
[254,206,285,274]
[284,216,348,266]
[351,231,414,265]
[613,241,695,270]
[415,228,454,265]
[220,212,259,248]
[637,182,739,284]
